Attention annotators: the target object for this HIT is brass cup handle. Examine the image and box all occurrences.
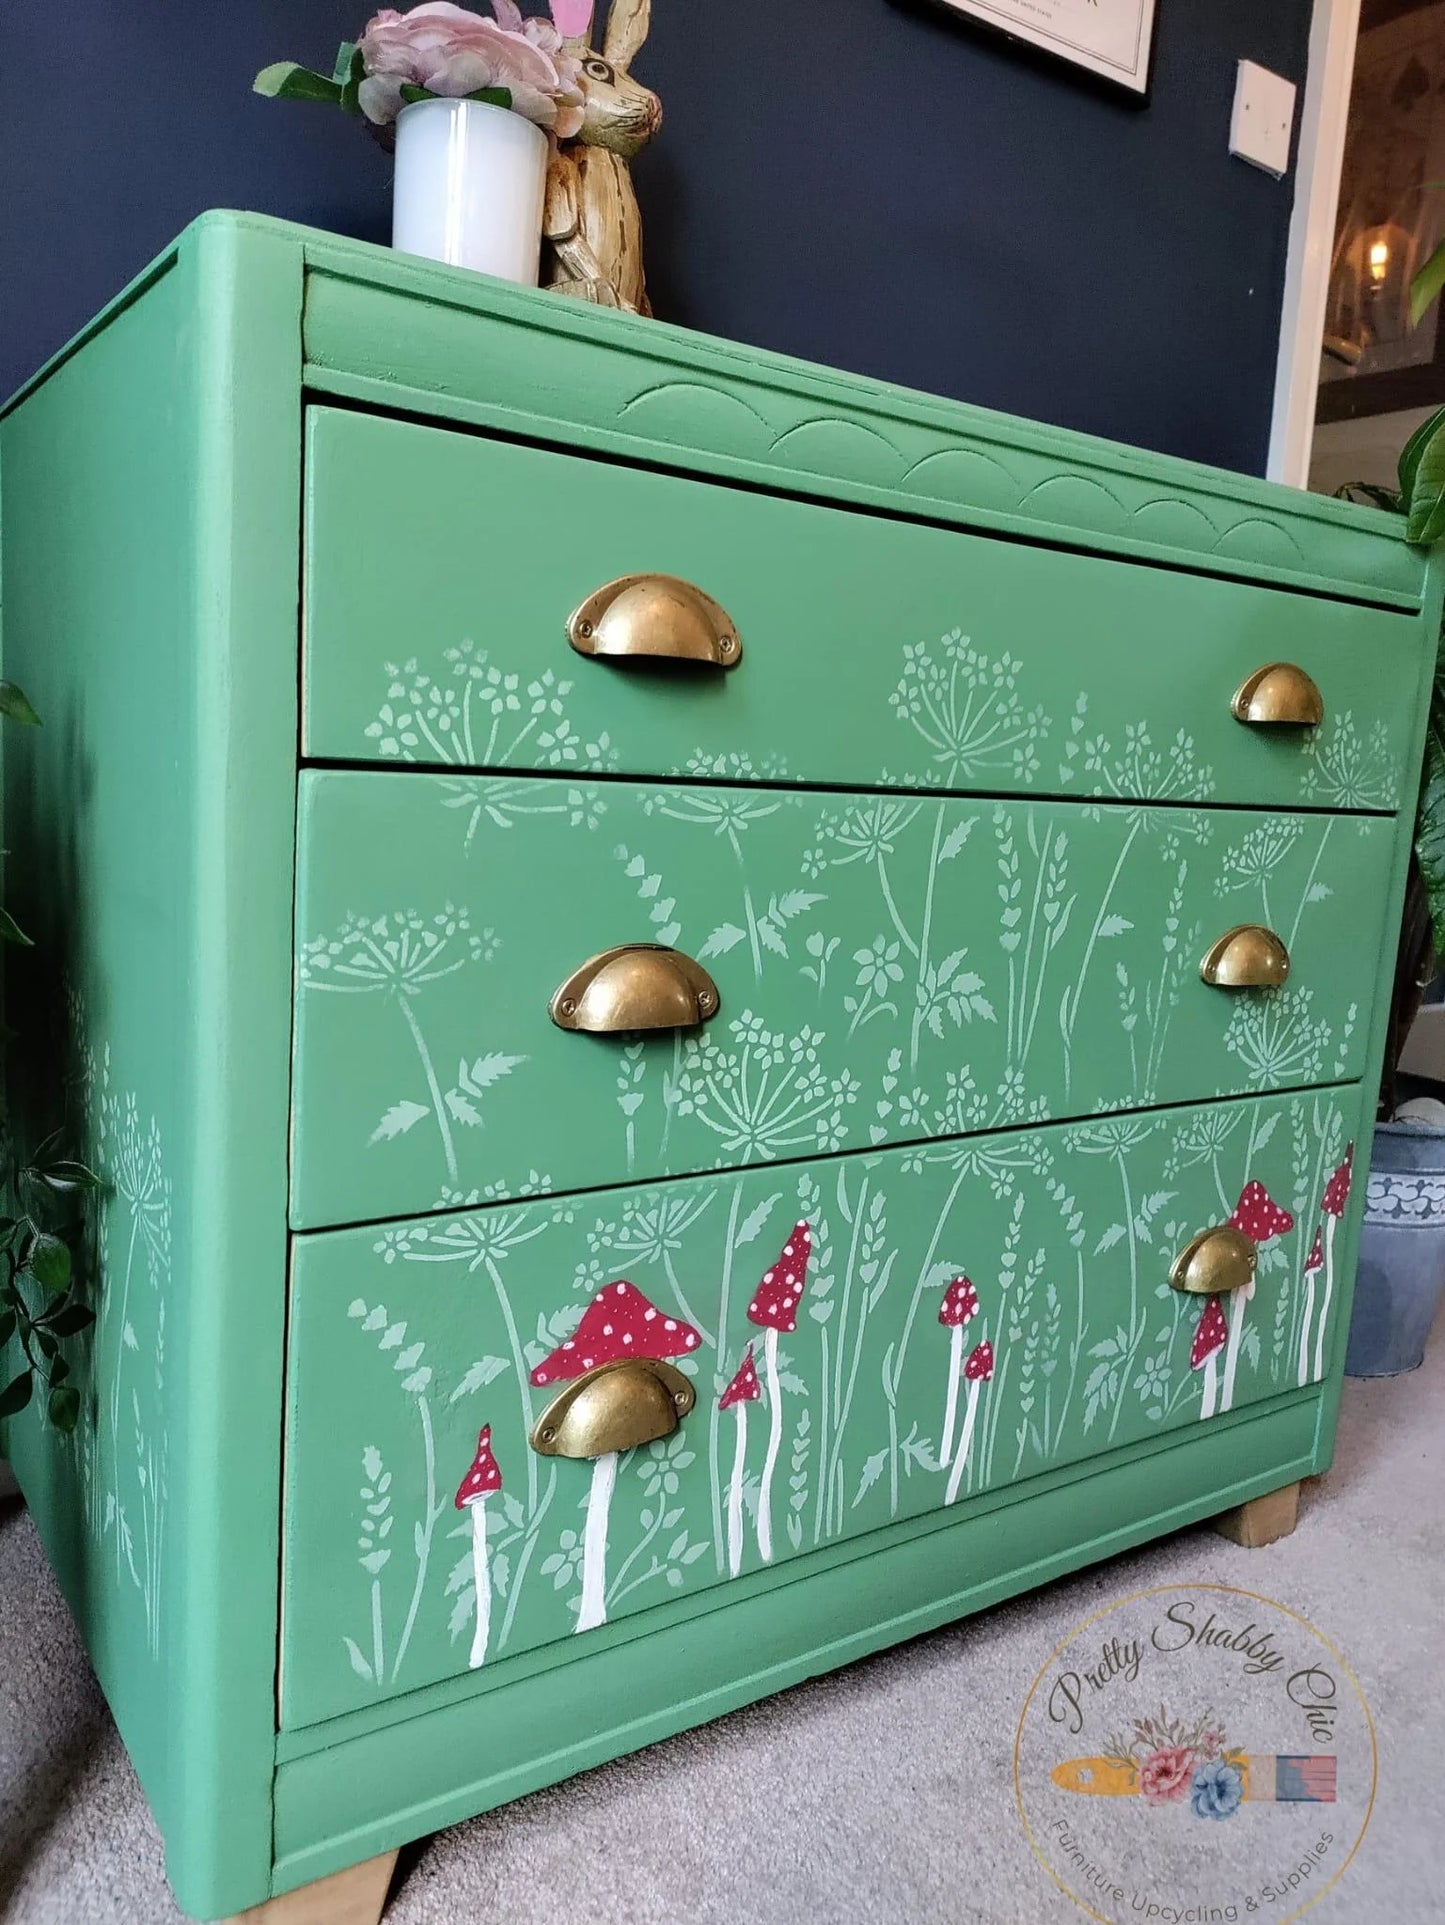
[1200,924,1290,989]
[550,943,721,1033]
[1170,1224,1258,1295]
[567,573,742,668]
[1231,662,1324,727]
[530,1358,696,1459]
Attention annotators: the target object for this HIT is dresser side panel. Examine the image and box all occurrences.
[0,213,305,1920]
[0,251,199,1866]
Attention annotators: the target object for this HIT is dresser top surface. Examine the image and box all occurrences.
[4,208,1434,613]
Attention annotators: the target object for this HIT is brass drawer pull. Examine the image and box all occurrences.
[530,1357,696,1459]
[1200,924,1290,988]
[1169,1225,1258,1295]
[567,573,742,667]
[1231,662,1324,727]
[549,943,721,1032]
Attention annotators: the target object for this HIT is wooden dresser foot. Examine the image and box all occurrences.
[1211,1482,1301,1549]
[224,1849,399,1925]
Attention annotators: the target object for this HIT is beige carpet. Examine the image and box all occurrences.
[2,1336,1440,1924]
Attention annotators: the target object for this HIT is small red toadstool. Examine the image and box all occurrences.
[746,1222,811,1563]
[937,1276,979,1467]
[718,1344,761,1578]
[1311,1145,1355,1382]
[945,1337,995,1505]
[1217,1178,1295,1415]
[454,1425,503,1669]
[531,1280,701,1632]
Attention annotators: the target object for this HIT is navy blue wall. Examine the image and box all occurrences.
[0,1,1311,472]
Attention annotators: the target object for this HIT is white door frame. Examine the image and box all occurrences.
[1267,0,1362,487]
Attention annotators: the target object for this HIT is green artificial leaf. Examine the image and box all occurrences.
[47,1385,81,1432]
[1402,408,1445,542]
[338,41,366,114]
[0,906,33,947]
[398,82,512,109]
[1415,662,1445,962]
[0,1307,15,1348]
[1334,481,1404,515]
[1411,238,1445,328]
[0,681,41,726]
[34,1158,102,1193]
[331,39,358,84]
[253,62,345,105]
[42,1302,96,1338]
[0,1370,34,1419]
[1399,405,1445,506]
[27,1233,71,1294]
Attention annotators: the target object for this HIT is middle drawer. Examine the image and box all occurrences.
[293,772,1390,1228]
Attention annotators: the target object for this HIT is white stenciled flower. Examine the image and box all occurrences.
[891,629,1049,782]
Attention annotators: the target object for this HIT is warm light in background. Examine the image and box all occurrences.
[1368,235,1391,283]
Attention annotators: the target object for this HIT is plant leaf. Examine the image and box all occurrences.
[0,681,40,726]
[42,1302,96,1338]
[253,62,346,105]
[0,906,33,947]
[1411,239,1445,328]
[1399,404,1445,505]
[27,1234,71,1294]
[48,1385,80,1432]
[0,1370,34,1419]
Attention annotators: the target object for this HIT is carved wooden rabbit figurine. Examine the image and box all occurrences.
[544,0,661,315]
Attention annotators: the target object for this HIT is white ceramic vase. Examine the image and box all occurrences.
[392,96,548,284]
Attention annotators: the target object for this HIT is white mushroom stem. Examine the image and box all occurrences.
[467,1496,491,1669]
[757,1327,783,1563]
[575,1450,617,1634]
[1298,1272,1316,1387]
[1218,1278,1253,1414]
[940,1322,964,1466]
[1312,1216,1337,1384]
[727,1402,748,1579]
[944,1376,982,1506]
[1199,1351,1219,1422]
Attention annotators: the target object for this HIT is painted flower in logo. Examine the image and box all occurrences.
[1190,1759,1244,1820]
[1138,1745,1196,1805]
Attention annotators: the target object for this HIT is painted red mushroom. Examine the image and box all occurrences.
[531,1280,701,1632]
[937,1275,980,1466]
[1298,1227,1325,1389]
[1190,1293,1230,1422]
[746,1221,811,1563]
[944,1338,994,1504]
[1218,1179,1295,1414]
[718,1344,761,1579]
[454,1425,502,1669]
[1312,1145,1355,1383]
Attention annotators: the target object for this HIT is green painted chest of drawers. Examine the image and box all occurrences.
[2,213,1437,1921]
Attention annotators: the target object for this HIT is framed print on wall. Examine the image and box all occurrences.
[934,0,1158,98]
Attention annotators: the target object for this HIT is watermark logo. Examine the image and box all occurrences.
[1014,1584,1375,1923]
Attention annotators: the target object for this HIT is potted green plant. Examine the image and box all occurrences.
[0,680,101,1435]
[1338,244,1445,1375]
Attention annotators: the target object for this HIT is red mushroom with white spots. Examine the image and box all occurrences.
[1190,1293,1230,1422]
[1311,1145,1354,1383]
[746,1222,811,1564]
[937,1276,980,1466]
[1218,1178,1295,1413]
[718,1344,760,1579]
[944,1338,994,1505]
[1298,1227,1325,1389]
[454,1425,503,1669]
[531,1280,701,1632]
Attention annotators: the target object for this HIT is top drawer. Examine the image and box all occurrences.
[303,408,1421,811]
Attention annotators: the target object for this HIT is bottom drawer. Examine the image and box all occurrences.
[281,1087,1361,1729]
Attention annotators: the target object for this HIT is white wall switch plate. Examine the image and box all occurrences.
[1230,60,1297,178]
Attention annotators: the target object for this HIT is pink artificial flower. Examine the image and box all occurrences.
[1138,1747,1195,1805]
[358,1,584,134]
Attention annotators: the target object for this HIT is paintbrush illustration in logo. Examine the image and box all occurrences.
[1050,1708,1336,1817]
[1052,1754,1337,1803]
